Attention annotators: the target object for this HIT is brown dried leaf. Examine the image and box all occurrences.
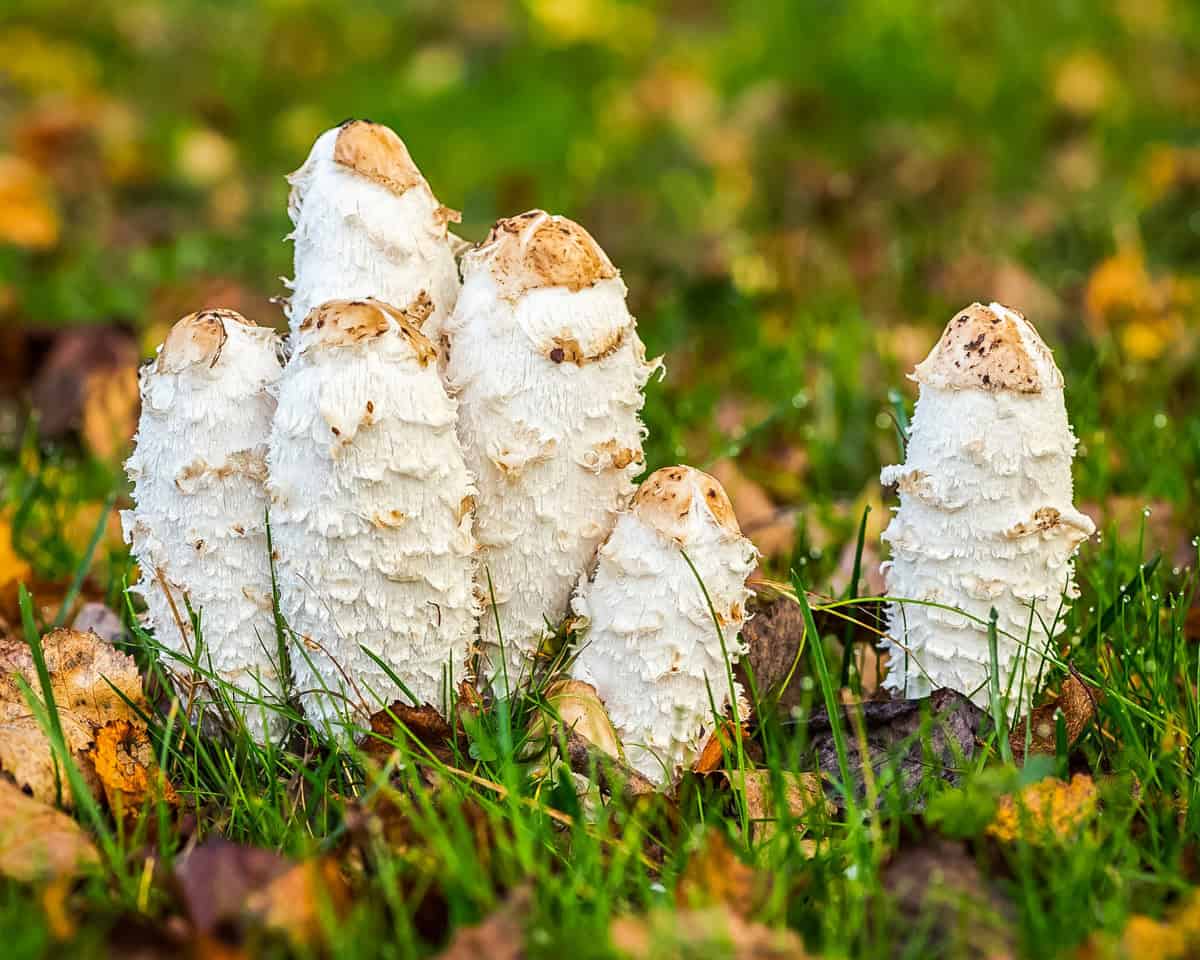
[244,857,349,948]
[363,701,457,765]
[1009,672,1099,763]
[722,770,833,843]
[0,627,147,806]
[30,328,140,449]
[173,839,291,935]
[692,719,749,775]
[434,887,530,960]
[0,778,99,881]
[611,906,811,959]
[675,829,767,920]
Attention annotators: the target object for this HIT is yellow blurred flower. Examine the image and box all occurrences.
[1085,247,1195,361]
[1053,50,1115,116]
[175,128,237,187]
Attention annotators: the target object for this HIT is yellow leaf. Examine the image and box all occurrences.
[0,155,59,250]
[986,774,1098,844]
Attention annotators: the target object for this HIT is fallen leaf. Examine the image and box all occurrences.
[72,602,127,645]
[0,627,147,806]
[88,718,177,821]
[611,906,811,959]
[245,857,349,948]
[1009,672,1099,763]
[675,829,768,919]
[879,835,1015,960]
[173,839,291,935]
[986,774,1098,844]
[30,328,140,453]
[363,701,457,765]
[1081,889,1200,960]
[81,361,140,461]
[722,769,832,843]
[710,459,795,558]
[692,718,749,775]
[0,512,33,624]
[0,154,59,249]
[803,689,987,813]
[434,886,530,960]
[0,778,99,881]
[535,679,623,760]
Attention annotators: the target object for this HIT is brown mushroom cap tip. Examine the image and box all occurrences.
[157,309,255,372]
[331,120,428,195]
[632,465,742,540]
[466,210,618,299]
[913,301,1063,393]
[298,297,437,365]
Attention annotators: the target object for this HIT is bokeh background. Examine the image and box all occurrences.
[1,0,1198,595]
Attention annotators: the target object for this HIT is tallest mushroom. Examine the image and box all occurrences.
[445,211,659,695]
[880,302,1094,714]
[284,120,461,346]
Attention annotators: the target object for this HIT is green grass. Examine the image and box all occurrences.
[2,0,1200,956]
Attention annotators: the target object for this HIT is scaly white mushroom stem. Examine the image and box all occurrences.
[571,466,758,786]
[880,302,1095,714]
[122,309,286,742]
[284,120,462,347]
[267,297,478,739]
[445,210,659,696]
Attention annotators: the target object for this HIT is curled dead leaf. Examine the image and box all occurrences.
[1009,671,1099,763]
[88,718,177,821]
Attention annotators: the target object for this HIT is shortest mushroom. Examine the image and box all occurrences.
[570,466,758,786]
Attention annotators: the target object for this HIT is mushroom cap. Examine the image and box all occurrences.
[462,210,618,302]
[297,296,436,365]
[632,465,741,543]
[287,120,460,226]
[914,302,1063,393]
[157,309,260,374]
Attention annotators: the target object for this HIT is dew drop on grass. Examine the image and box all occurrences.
[1143,507,1152,517]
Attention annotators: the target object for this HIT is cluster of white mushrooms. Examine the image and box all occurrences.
[123,120,1093,782]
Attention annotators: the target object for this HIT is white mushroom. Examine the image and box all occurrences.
[880,302,1095,715]
[284,120,462,347]
[267,297,478,738]
[570,466,758,786]
[122,309,286,742]
[444,211,659,695]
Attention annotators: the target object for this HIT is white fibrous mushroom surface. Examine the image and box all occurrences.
[267,298,478,737]
[122,310,286,742]
[570,466,758,785]
[880,302,1095,714]
[284,121,462,346]
[445,211,659,695]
